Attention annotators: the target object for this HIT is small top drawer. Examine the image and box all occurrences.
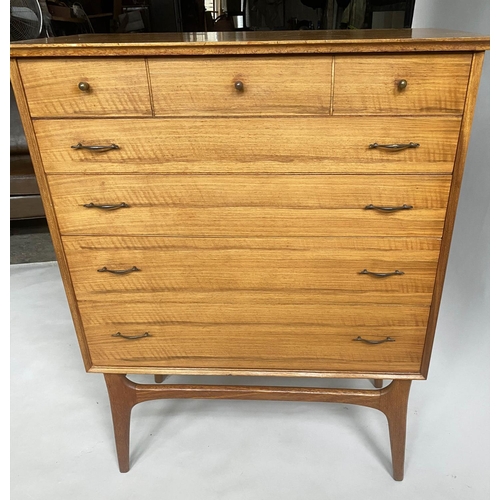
[17,58,152,117]
[148,56,333,116]
[333,54,472,115]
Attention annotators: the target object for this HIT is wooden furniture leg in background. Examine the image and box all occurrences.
[372,379,384,388]
[103,374,412,479]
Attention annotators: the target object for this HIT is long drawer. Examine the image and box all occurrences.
[48,174,451,237]
[35,116,461,174]
[79,301,428,374]
[62,236,441,305]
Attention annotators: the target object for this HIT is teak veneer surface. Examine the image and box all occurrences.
[148,56,333,116]
[62,236,441,305]
[18,58,152,117]
[35,117,461,173]
[10,29,490,57]
[79,301,428,373]
[47,174,451,237]
[333,53,471,114]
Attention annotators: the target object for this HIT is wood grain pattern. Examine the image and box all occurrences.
[35,116,462,174]
[333,54,472,114]
[148,56,332,116]
[80,301,428,373]
[62,236,441,305]
[18,58,152,117]
[47,174,451,237]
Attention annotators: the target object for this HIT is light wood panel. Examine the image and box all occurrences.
[79,301,428,373]
[62,236,441,305]
[35,117,461,174]
[48,174,450,237]
[333,54,472,114]
[148,56,332,116]
[18,58,152,117]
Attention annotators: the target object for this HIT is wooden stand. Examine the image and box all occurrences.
[104,374,411,480]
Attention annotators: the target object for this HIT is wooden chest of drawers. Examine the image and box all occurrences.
[10,29,489,480]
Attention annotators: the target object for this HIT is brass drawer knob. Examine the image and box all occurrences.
[234,80,244,91]
[397,79,408,91]
[78,81,90,91]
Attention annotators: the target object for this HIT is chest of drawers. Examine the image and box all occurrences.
[10,29,489,480]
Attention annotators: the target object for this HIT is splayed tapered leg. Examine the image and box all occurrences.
[379,380,412,481]
[104,374,138,473]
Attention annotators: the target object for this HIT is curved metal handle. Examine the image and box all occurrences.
[78,81,90,91]
[98,266,141,275]
[365,204,413,212]
[112,332,150,340]
[83,202,129,210]
[353,336,395,345]
[359,269,404,278]
[71,143,120,152]
[369,142,419,151]
[397,79,408,91]
[234,80,244,91]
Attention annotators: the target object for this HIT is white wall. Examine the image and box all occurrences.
[413,0,490,356]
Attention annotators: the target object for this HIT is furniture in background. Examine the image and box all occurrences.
[10,85,44,220]
[10,29,489,481]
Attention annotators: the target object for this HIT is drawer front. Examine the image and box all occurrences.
[79,301,428,374]
[148,56,333,116]
[333,54,472,114]
[63,236,441,305]
[18,58,152,117]
[48,174,451,237]
[35,117,461,174]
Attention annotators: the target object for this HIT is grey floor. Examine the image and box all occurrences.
[10,219,56,264]
[10,223,489,499]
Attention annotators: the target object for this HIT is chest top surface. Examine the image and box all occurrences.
[10,29,489,57]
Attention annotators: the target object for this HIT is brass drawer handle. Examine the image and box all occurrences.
[365,204,413,212]
[71,143,120,152]
[112,332,150,340]
[83,202,129,210]
[234,80,244,91]
[360,269,404,278]
[369,142,419,151]
[353,336,395,345]
[98,266,141,275]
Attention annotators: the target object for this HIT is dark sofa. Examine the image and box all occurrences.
[10,84,45,220]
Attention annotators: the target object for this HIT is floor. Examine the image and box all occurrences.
[10,218,56,264]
